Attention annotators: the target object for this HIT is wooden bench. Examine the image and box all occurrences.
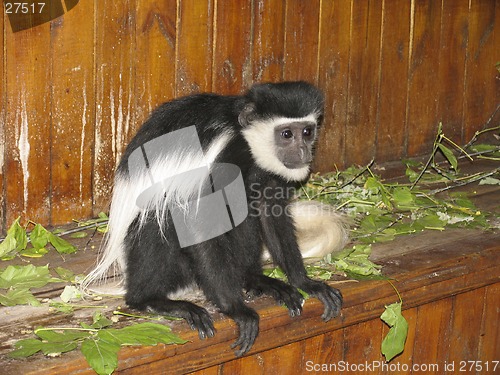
[1,166,499,374]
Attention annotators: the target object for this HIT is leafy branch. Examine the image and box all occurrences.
[9,312,187,375]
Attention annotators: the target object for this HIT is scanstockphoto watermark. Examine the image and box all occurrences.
[128,126,248,248]
[249,183,299,218]
[305,360,439,373]
[4,1,80,32]
[126,126,323,247]
[305,360,500,373]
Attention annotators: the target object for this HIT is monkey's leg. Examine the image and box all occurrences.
[260,198,343,322]
[199,277,259,356]
[124,216,215,340]
[191,251,260,356]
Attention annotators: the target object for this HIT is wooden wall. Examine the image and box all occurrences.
[0,0,498,229]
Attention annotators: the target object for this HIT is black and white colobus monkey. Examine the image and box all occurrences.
[85,81,347,356]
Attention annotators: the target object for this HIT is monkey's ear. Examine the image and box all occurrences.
[238,103,256,127]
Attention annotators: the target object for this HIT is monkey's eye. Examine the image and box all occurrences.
[281,129,293,139]
[303,127,313,137]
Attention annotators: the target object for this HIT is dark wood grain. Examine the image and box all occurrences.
[212,0,252,94]
[314,0,352,171]
[50,0,94,225]
[345,0,383,166]
[1,1,499,228]
[3,13,52,226]
[176,0,214,95]
[406,0,442,157]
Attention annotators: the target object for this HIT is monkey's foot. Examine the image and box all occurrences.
[245,275,303,318]
[130,298,215,340]
[298,279,342,321]
[229,308,260,357]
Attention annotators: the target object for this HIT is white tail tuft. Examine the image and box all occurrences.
[262,200,349,262]
[291,200,349,261]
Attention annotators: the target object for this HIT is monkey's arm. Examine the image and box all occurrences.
[260,196,342,321]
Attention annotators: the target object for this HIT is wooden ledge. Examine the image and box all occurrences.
[1,173,499,374]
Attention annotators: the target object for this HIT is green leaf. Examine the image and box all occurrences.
[102,323,187,346]
[9,339,43,358]
[30,224,49,250]
[41,341,79,356]
[19,246,49,258]
[264,267,287,281]
[479,177,500,185]
[90,312,114,329]
[60,285,83,303]
[331,244,382,277]
[0,218,27,258]
[381,302,408,362]
[0,288,40,306]
[415,213,447,230]
[48,233,76,254]
[81,337,121,375]
[49,301,75,314]
[437,143,458,170]
[35,329,89,343]
[54,267,75,281]
[0,264,53,289]
[392,187,415,208]
[470,143,500,157]
[70,231,88,238]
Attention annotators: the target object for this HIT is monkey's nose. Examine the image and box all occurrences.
[299,147,312,163]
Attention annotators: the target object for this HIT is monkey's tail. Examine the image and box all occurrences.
[290,200,349,261]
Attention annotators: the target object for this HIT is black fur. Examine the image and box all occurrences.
[120,82,342,356]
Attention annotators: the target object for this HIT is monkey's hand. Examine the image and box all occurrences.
[229,307,260,357]
[298,279,342,321]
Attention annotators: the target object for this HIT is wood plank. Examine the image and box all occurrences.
[4,238,497,374]
[406,0,442,157]
[50,1,94,225]
[376,0,410,162]
[0,5,5,231]
[93,0,136,215]
[212,0,252,94]
[448,288,485,364]
[221,354,265,375]
[252,0,285,82]
[252,340,305,374]
[463,0,499,141]
[437,0,469,145]
[343,318,383,373]
[135,1,177,119]
[302,330,344,369]
[411,299,453,374]
[189,367,221,375]
[4,9,52,226]
[1,176,499,373]
[283,0,320,82]
[315,0,352,171]
[478,283,500,364]
[345,0,383,166]
[176,0,214,95]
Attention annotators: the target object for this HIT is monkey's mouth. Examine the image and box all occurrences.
[284,161,310,169]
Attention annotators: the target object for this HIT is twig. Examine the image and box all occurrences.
[427,166,500,195]
[308,159,374,200]
[461,104,500,152]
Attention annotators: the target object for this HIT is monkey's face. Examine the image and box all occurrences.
[274,122,317,169]
[242,114,320,182]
